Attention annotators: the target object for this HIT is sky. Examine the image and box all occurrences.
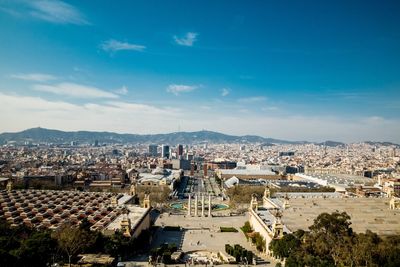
[0,0,399,143]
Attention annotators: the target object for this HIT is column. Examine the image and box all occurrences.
[187,194,191,216]
[208,194,212,217]
[194,194,198,217]
[201,194,205,217]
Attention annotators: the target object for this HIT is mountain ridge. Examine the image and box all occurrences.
[0,127,398,146]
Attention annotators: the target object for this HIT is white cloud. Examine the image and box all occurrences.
[29,0,89,25]
[0,92,400,143]
[101,39,146,52]
[11,73,57,82]
[0,93,181,134]
[174,32,198,47]
[33,83,119,99]
[238,96,267,103]
[200,105,212,110]
[167,84,198,95]
[114,85,128,95]
[262,106,278,111]
[221,88,230,97]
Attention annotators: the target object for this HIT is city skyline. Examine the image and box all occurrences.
[1,0,400,142]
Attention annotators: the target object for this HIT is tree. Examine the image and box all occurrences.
[53,223,91,266]
[241,221,252,233]
[377,235,400,267]
[104,231,132,258]
[309,212,353,266]
[270,233,301,259]
[16,231,57,267]
[309,211,352,236]
[251,232,266,252]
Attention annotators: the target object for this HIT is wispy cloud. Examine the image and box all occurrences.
[174,32,198,47]
[29,0,89,25]
[167,84,198,95]
[11,73,57,82]
[114,85,128,95]
[1,92,400,143]
[238,96,267,103]
[262,106,278,111]
[0,92,181,133]
[33,83,119,99]
[0,6,22,17]
[200,105,212,110]
[221,88,230,97]
[101,39,146,52]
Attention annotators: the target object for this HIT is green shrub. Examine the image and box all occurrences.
[220,227,238,232]
[241,221,252,233]
[162,252,171,264]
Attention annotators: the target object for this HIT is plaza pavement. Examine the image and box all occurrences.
[150,213,278,266]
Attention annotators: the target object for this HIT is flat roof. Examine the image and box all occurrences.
[105,205,149,232]
[256,209,291,234]
[275,192,342,198]
[219,169,275,176]
[297,173,373,185]
[282,198,400,235]
[118,195,134,205]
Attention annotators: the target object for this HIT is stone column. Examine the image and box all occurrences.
[201,194,205,217]
[187,194,191,217]
[208,194,212,217]
[194,194,198,217]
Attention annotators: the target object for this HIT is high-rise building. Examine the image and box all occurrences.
[148,145,158,157]
[177,144,183,157]
[162,145,170,159]
[203,163,208,177]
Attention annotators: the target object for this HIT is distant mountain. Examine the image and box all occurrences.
[316,140,346,147]
[0,127,304,145]
[1,128,396,146]
[364,141,400,147]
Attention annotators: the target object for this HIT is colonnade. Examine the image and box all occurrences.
[187,193,212,217]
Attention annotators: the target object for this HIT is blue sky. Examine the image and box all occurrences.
[0,0,399,142]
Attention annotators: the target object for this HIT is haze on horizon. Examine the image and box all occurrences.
[0,0,399,143]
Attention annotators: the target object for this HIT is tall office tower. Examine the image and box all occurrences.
[177,144,183,157]
[162,144,170,159]
[148,144,158,157]
[203,163,208,177]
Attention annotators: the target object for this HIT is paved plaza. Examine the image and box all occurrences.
[152,213,278,266]
[282,197,400,235]
[154,213,250,251]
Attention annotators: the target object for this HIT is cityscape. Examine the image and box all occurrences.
[1,1,400,267]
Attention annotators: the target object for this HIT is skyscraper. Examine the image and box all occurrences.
[177,144,183,157]
[162,145,170,159]
[148,144,158,157]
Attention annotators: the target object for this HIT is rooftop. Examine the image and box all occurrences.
[105,204,149,233]
[282,197,400,235]
[219,169,275,176]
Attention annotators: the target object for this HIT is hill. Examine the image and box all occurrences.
[0,127,303,145]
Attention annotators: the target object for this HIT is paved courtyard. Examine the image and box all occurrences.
[152,213,278,266]
[154,213,250,251]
